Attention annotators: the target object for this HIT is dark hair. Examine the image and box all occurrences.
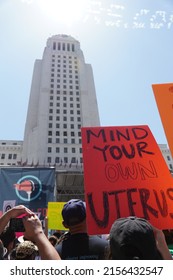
[0,226,16,248]
[48,235,58,246]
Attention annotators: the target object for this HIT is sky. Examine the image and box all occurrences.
[0,0,173,145]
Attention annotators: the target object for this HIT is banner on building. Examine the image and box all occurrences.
[0,167,55,220]
[152,83,173,157]
[81,125,173,235]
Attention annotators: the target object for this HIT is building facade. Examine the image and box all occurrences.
[0,140,23,166]
[21,34,100,167]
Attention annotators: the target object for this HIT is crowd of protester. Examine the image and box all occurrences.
[0,200,172,260]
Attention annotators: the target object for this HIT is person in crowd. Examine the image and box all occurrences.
[0,205,61,260]
[108,216,172,260]
[0,239,7,260]
[55,199,108,259]
[163,229,173,257]
[0,226,16,259]
[48,235,58,247]
[0,205,33,235]
[14,240,39,260]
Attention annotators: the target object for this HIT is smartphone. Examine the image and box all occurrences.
[9,218,25,232]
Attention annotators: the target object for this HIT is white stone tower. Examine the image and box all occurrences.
[22,34,100,167]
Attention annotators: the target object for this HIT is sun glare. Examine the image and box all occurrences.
[39,0,87,25]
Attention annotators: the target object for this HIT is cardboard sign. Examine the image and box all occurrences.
[152,83,173,157]
[48,202,66,230]
[81,125,173,235]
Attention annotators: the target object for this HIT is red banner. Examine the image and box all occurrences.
[81,125,173,235]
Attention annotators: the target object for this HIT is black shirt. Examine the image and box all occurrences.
[56,233,108,260]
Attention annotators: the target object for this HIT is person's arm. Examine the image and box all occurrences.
[23,214,61,260]
[44,216,48,238]
[0,205,33,234]
[152,226,172,260]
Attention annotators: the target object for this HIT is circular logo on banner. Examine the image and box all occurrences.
[14,175,42,202]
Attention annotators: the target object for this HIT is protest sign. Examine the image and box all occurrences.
[81,125,173,235]
[152,83,173,157]
[48,202,66,230]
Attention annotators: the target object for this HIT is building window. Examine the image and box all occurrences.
[48,138,52,143]
[47,157,51,163]
[72,148,76,153]
[55,157,59,163]
[64,157,68,163]
[71,157,76,163]
[167,155,171,161]
[63,131,67,136]
[64,147,68,153]
[13,154,17,159]
[56,147,60,153]
[48,147,52,153]
[53,42,56,50]
[8,154,12,159]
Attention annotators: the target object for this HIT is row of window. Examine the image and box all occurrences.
[51,84,79,90]
[47,147,82,153]
[52,42,75,52]
[49,95,80,102]
[50,90,80,96]
[47,156,82,164]
[52,55,77,60]
[48,123,81,129]
[49,102,80,109]
[48,138,82,144]
[51,67,78,74]
[50,79,79,84]
[48,115,81,122]
[48,131,81,137]
[1,154,17,159]
[49,109,81,115]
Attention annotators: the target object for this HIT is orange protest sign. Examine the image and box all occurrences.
[152,83,173,157]
[81,125,173,235]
